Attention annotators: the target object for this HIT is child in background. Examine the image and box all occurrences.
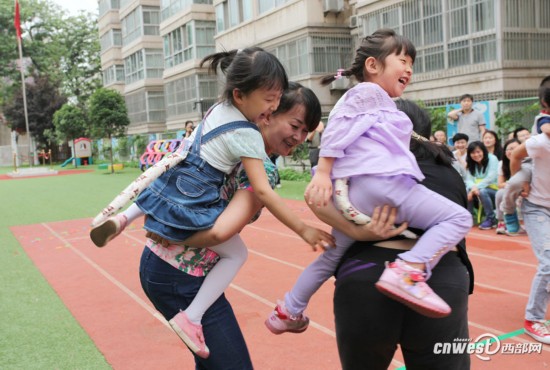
[501,75,550,234]
[266,29,472,334]
[90,49,333,358]
[510,79,550,344]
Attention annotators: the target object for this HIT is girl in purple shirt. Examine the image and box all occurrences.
[266,29,473,334]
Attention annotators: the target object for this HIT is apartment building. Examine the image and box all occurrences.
[97,0,550,135]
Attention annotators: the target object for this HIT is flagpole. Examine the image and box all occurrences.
[14,0,32,167]
[17,35,32,167]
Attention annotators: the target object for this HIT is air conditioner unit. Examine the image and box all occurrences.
[350,15,362,28]
[330,78,348,91]
[323,0,343,14]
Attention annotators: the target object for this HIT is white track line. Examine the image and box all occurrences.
[42,223,170,328]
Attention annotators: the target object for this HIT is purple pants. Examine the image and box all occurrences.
[285,174,472,315]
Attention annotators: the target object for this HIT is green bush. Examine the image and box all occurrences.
[278,168,311,182]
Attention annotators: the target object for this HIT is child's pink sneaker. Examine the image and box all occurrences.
[524,320,550,344]
[375,259,451,318]
[265,300,309,334]
[90,214,127,247]
[169,311,210,359]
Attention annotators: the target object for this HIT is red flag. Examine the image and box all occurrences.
[14,0,21,39]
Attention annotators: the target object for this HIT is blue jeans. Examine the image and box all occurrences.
[522,199,550,321]
[139,247,253,370]
[468,187,496,219]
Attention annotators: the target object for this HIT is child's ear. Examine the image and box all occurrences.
[364,56,379,75]
[232,88,244,104]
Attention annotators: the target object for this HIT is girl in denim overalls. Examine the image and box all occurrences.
[90,49,333,358]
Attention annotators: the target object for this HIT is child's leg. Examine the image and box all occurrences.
[265,228,354,335]
[169,234,247,358]
[121,203,144,224]
[348,175,472,275]
[285,229,354,316]
[183,234,248,324]
[346,175,470,317]
[90,203,144,247]
[500,162,533,215]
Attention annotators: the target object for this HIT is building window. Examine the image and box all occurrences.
[164,21,215,68]
[165,74,218,117]
[472,35,496,63]
[311,36,353,75]
[448,0,468,38]
[161,0,214,21]
[148,91,166,122]
[100,29,122,52]
[99,0,119,17]
[122,6,160,46]
[258,0,289,15]
[125,90,166,124]
[448,40,470,68]
[216,0,253,32]
[126,91,148,124]
[125,49,163,84]
[103,64,125,85]
[472,0,494,32]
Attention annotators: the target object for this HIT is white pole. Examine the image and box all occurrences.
[16,32,32,167]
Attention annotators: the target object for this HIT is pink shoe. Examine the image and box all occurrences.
[169,311,210,359]
[524,320,550,344]
[265,300,309,334]
[90,214,127,247]
[375,259,451,318]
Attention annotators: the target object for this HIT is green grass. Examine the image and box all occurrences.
[0,164,308,369]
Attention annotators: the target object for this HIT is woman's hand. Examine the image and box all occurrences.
[354,206,408,241]
[299,225,335,251]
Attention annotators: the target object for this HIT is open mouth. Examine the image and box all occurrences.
[398,77,408,86]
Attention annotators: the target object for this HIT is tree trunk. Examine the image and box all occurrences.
[109,135,114,174]
[72,138,78,168]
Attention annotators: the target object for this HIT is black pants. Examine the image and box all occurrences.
[334,246,470,370]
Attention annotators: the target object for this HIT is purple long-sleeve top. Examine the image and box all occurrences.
[319,82,424,181]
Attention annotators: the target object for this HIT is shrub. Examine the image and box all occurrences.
[278,168,311,182]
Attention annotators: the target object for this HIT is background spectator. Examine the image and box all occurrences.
[447,94,487,142]
[482,130,503,160]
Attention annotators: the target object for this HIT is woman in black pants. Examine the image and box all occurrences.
[332,100,474,370]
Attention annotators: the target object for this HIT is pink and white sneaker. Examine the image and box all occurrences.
[265,300,309,334]
[90,214,128,247]
[375,259,451,318]
[169,311,210,359]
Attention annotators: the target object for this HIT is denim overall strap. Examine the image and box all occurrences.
[201,121,259,144]
[189,120,259,156]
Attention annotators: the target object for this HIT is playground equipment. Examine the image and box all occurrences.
[139,139,184,171]
[63,138,93,167]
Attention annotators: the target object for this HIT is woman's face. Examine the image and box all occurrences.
[505,142,520,160]
[470,147,484,164]
[261,104,309,156]
[483,133,496,148]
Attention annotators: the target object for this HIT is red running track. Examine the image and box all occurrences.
[11,199,548,369]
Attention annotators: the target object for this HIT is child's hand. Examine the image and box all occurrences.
[305,173,333,208]
[300,225,335,251]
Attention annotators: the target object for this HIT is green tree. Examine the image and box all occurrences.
[52,104,88,167]
[88,88,130,173]
[57,12,102,108]
[4,74,67,149]
[1,0,100,116]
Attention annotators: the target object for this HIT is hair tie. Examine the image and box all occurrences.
[411,131,429,142]
[334,68,345,80]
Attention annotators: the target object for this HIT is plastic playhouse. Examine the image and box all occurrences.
[62,138,93,167]
[139,139,184,171]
